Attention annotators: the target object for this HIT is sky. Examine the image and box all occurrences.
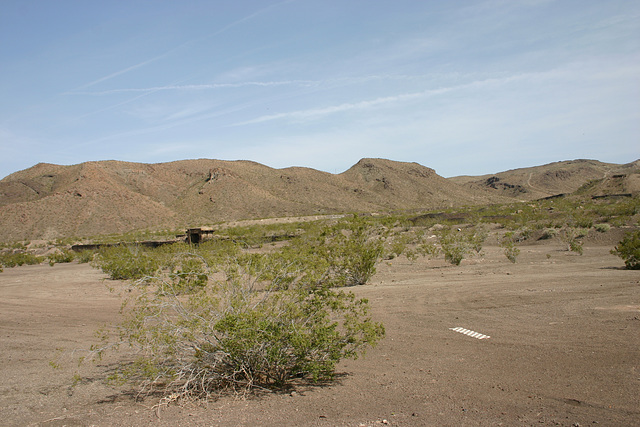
[1,0,639,179]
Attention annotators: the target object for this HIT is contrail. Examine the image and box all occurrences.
[232,72,542,126]
[74,54,169,91]
[71,0,297,91]
[70,80,317,95]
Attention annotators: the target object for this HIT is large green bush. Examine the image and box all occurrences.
[611,230,640,270]
[92,253,385,402]
[93,245,160,280]
[276,215,385,287]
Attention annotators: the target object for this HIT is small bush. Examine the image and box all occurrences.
[332,233,384,286]
[499,232,520,263]
[0,251,42,268]
[47,249,75,266]
[418,242,440,259]
[438,230,472,266]
[611,230,640,269]
[560,227,584,255]
[76,250,95,264]
[539,228,558,240]
[594,223,611,233]
[166,253,210,294]
[470,227,488,254]
[434,227,486,266]
[93,245,160,280]
[573,216,594,229]
[514,227,532,243]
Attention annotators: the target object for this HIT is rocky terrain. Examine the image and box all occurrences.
[450,159,640,199]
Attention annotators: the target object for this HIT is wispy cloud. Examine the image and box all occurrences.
[68,74,445,96]
[74,54,170,91]
[232,72,538,126]
[69,80,318,95]
[72,0,297,92]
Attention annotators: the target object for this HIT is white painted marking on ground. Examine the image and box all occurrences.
[450,327,490,340]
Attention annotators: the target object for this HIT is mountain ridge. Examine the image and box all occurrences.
[0,157,637,242]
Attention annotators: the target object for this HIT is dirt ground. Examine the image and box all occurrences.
[1,241,639,426]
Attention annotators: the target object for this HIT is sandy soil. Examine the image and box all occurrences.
[1,242,639,426]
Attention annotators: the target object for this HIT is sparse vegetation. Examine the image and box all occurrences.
[76,194,637,404]
[3,158,638,423]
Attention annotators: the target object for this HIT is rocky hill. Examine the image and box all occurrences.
[0,158,637,242]
[450,159,640,200]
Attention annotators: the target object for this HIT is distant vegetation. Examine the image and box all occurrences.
[3,195,639,275]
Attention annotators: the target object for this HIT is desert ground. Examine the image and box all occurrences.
[1,238,638,426]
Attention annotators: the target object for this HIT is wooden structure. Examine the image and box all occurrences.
[186,227,215,245]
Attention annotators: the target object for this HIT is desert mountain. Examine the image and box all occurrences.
[450,159,640,200]
[0,158,637,242]
[0,158,506,242]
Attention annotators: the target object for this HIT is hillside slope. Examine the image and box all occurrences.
[450,159,640,200]
[1,158,637,242]
[0,158,504,242]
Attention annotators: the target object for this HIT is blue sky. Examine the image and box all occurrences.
[1,0,638,179]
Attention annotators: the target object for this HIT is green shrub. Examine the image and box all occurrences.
[611,230,640,269]
[47,249,75,266]
[333,234,383,286]
[76,250,95,264]
[560,227,584,255]
[439,234,467,265]
[0,241,28,250]
[418,242,440,259]
[93,245,160,280]
[386,239,407,260]
[514,227,532,243]
[0,251,42,268]
[468,227,488,254]
[166,253,210,294]
[89,253,385,402]
[280,216,385,287]
[436,228,483,266]
[572,215,594,229]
